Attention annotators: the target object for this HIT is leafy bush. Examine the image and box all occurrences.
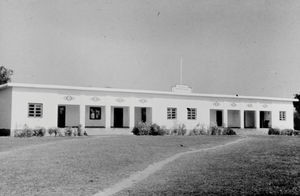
[132,122,152,135]
[48,127,58,136]
[48,127,64,136]
[149,123,166,136]
[32,127,46,137]
[280,129,294,136]
[209,125,222,135]
[64,127,73,136]
[77,124,83,136]
[222,127,236,135]
[14,125,34,137]
[132,122,166,136]
[268,128,280,135]
[189,123,207,136]
[161,126,171,135]
[171,124,187,136]
[293,130,300,135]
[0,129,10,136]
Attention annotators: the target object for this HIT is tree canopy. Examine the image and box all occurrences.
[0,66,13,85]
[293,94,300,114]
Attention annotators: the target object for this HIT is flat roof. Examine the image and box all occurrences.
[0,82,297,102]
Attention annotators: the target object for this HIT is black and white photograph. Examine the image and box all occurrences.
[0,0,299,195]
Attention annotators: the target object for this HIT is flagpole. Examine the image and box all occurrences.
[180,57,183,85]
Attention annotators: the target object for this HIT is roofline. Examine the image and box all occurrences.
[3,82,298,102]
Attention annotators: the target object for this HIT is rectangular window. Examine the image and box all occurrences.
[279,111,286,121]
[28,103,43,118]
[90,107,101,120]
[167,108,177,119]
[187,108,197,120]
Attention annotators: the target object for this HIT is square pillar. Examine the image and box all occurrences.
[129,106,135,129]
[223,110,228,127]
[240,110,244,129]
[79,104,86,128]
[255,110,260,129]
[105,105,111,128]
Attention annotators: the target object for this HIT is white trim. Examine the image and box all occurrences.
[1,82,297,102]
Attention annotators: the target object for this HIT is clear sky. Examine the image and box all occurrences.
[1,0,300,98]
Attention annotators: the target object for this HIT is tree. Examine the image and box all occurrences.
[0,66,13,85]
[293,94,300,130]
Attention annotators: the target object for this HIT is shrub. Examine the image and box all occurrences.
[280,129,294,136]
[0,129,10,136]
[149,123,166,136]
[209,125,222,135]
[132,123,168,136]
[32,127,46,137]
[189,123,208,136]
[132,122,152,135]
[293,130,300,136]
[171,124,187,136]
[77,124,83,136]
[161,126,171,135]
[64,127,73,136]
[268,128,280,135]
[48,127,58,136]
[14,125,34,137]
[222,127,236,135]
[48,127,64,136]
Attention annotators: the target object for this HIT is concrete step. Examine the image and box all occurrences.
[233,128,269,136]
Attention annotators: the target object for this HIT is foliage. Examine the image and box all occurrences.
[48,127,64,136]
[64,127,73,136]
[294,111,300,130]
[189,123,208,136]
[208,125,222,135]
[48,127,58,136]
[132,122,166,136]
[268,128,281,135]
[280,129,294,136]
[0,66,13,85]
[0,129,10,136]
[149,123,166,136]
[77,124,83,136]
[14,125,34,137]
[32,127,46,137]
[171,124,187,135]
[132,122,152,135]
[222,127,237,135]
[293,94,300,114]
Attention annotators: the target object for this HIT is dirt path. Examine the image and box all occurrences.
[93,137,248,196]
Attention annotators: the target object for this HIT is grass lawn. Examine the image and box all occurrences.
[0,135,238,196]
[118,135,300,196]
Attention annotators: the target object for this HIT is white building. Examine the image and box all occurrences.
[0,83,296,136]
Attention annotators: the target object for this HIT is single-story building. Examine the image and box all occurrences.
[0,83,296,136]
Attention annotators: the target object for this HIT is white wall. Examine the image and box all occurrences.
[9,86,295,135]
[0,88,12,129]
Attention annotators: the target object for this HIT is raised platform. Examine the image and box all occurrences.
[85,128,133,135]
[233,128,269,136]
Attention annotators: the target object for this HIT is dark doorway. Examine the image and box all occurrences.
[216,110,223,127]
[260,111,271,128]
[57,106,66,128]
[114,108,123,128]
[141,108,146,122]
